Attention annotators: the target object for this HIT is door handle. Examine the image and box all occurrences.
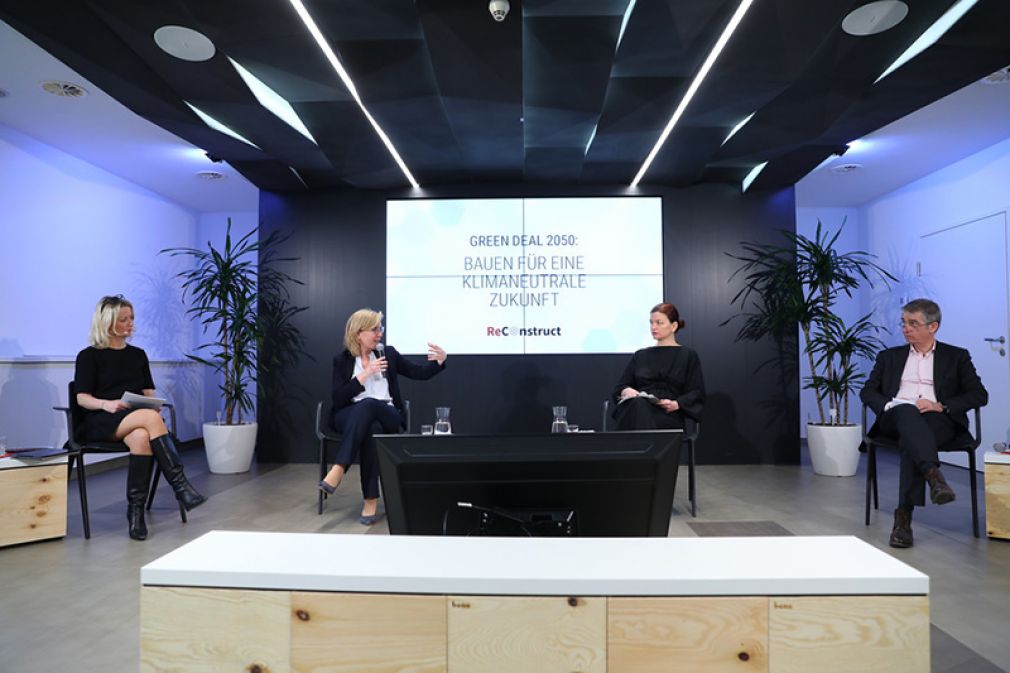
[983,336,1006,344]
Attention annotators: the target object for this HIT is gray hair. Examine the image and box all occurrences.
[902,298,941,327]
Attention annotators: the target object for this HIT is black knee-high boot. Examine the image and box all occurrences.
[127,454,154,540]
[149,434,207,511]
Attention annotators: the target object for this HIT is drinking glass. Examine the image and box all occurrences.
[551,406,569,433]
[434,407,452,434]
[420,424,434,435]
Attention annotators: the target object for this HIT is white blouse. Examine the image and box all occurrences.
[352,355,393,404]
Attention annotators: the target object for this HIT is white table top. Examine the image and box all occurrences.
[141,531,928,596]
[984,451,1010,465]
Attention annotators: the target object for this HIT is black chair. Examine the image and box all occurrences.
[602,399,701,517]
[862,404,982,537]
[54,381,186,539]
[316,399,411,514]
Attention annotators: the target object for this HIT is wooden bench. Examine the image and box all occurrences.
[141,531,930,673]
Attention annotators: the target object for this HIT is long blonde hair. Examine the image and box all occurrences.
[344,308,383,356]
[88,294,133,349]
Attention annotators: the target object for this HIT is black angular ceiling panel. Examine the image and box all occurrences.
[2,0,1010,192]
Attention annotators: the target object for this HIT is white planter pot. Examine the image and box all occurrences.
[807,423,862,477]
[203,421,257,474]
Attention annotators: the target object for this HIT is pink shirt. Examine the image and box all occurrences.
[894,343,937,404]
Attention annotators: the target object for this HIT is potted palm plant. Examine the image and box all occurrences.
[726,220,893,476]
[161,219,305,473]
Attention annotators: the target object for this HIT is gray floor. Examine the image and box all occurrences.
[1,448,1008,673]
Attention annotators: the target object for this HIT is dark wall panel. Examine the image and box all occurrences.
[258,183,798,465]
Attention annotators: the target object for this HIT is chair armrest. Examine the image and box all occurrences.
[53,405,77,450]
[315,401,327,440]
[161,401,177,436]
[861,404,873,443]
[970,407,982,449]
[684,418,700,441]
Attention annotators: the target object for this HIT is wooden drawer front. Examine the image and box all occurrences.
[291,592,446,673]
[985,463,1010,539]
[0,464,67,547]
[448,595,606,673]
[609,596,768,673]
[769,596,929,673]
[141,587,291,673]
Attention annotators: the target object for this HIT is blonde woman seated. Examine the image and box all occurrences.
[319,308,447,524]
[74,295,206,540]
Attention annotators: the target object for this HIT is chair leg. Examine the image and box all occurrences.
[145,463,187,523]
[318,438,326,515]
[871,446,879,509]
[74,454,92,539]
[969,450,979,538]
[146,463,161,510]
[688,439,697,517]
[864,446,874,526]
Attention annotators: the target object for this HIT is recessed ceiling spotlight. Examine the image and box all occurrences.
[154,26,216,62]
[41,81,88,98]
[842,1,908,36]
[831,163,863,173]
[196,170,227,180]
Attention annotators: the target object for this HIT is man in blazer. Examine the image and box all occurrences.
[860,298,988,548]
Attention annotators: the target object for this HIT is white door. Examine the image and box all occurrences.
[918,211,1010,469]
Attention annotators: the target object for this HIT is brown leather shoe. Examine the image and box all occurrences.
[925,467,956,505]
[889,508,913,548]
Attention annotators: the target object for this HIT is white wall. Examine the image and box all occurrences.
[865,136,1010,283]
[0,124,257,447]
[798,136,1010,439]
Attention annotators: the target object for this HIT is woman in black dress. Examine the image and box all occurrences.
[319,308,447,525]
[612,302,704,430]
[74,295,206,540]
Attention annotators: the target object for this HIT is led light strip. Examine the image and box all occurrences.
[741,161,766,193]
[876,0,979,83]
[229,57,317,144]
[631,0,756,187]
[287,0,420,188]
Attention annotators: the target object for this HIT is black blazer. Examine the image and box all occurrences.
[331,345,446,428]
[859,341,987,436]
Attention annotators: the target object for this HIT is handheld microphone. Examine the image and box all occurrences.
[374,342,386,379]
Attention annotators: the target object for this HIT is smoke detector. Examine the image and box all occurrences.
[196,170,227,180]
[831,163,863,174]
[980,66,1010,85]
[41,81,88,98]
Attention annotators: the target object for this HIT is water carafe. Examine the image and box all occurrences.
[551,406,569,433]
[434,406,452,434]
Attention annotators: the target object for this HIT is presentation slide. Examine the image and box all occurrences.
[386,197,663,354]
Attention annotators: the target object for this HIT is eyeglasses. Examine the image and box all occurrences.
[363,325,384,333]
[899,320,936,329]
